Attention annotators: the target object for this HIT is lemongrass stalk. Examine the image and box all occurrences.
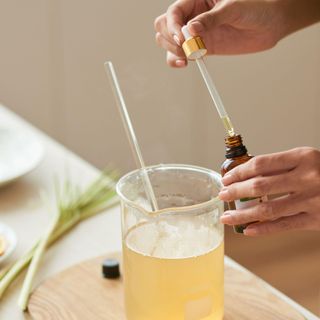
[80,196,118,220]
[0,246,37,297]
[77,190,116,217]
[18,209,61,310]
[0,191,118,299]
[0,171,118,301]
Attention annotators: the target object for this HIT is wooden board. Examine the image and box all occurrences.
[28,253,305,320]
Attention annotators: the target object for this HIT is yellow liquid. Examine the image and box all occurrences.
[123,221,224,320]
[222,116,235,137]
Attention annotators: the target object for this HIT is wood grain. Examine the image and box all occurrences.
[225,228,320,315]
[28,253,305,320]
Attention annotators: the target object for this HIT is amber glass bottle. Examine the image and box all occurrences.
[221,134,262,233]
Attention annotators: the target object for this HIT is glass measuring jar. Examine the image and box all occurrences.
[116,164,224,320]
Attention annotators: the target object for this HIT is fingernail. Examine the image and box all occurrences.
[175,59,186,67]
[188,21,204,34]
[243,228,258,236]
[173,34,181,46]
[220,212,232,224]
[222,174,233,185]
[218,188,230,200]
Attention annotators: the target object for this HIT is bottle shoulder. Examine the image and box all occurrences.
[221,154,253,176]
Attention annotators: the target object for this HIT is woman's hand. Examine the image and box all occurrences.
[154,0,320,67]
[154,0,284,67]
[219,147,320,236]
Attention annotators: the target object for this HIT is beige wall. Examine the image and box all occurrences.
[0,1,319,174]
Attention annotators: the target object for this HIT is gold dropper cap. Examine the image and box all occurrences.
[181,25,207,60]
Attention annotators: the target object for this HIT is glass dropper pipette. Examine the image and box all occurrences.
[181,26,235,137]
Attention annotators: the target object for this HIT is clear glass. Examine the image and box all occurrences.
[116,164,224,320]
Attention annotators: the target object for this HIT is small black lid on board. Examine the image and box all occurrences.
[102,259,120,279]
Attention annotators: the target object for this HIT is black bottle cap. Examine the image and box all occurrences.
[102,259,120,279]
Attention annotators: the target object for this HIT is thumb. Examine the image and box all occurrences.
[188,2,239,36]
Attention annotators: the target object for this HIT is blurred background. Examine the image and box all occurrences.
[0,0,319,315]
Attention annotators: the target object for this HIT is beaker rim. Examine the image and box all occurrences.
[116,163,223,216]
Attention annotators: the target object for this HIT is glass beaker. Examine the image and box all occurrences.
[116,164,224,320]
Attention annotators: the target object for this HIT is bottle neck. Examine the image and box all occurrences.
[225,134,248,159]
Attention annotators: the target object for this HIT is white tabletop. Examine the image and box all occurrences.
[0,106,122,319]
[0,105,317,320]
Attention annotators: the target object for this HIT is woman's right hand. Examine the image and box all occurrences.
[154,0,320,67]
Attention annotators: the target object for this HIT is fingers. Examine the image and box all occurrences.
[166,51,187,68]
[222,149,301,186]
[154,13,187,67]
[243,212,314,236]
[188,1,240,36]
[166,0,191,46]
[154,14,177,45]
[219,171,297,201]
[155,0,216,67]
[220,194,304,226]
[155,33,185,57]
[155,1,194,49]
[165,0,216,43]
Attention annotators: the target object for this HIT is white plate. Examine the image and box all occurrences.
[0,126,44,186]
[0,222,17,264]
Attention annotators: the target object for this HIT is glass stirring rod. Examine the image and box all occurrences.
[104,61,159,211]
[181,26,235,137]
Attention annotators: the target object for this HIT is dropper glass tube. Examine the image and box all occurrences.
[195,58,235,137]
[181,26,235,137]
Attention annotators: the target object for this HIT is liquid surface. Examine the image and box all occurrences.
[123,220,224,320]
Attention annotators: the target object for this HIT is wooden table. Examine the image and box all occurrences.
[0,105,318,320]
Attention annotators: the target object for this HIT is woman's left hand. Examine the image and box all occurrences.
[219,147,320,236]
